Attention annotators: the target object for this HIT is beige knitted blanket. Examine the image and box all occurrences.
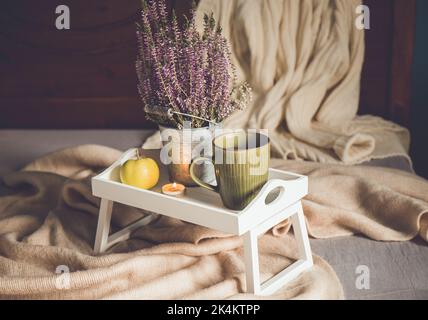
[0,145,427,299]
[191,0,411,165]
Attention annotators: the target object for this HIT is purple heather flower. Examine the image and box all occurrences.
[136,0,252,128]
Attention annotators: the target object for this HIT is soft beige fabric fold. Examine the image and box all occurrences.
[0,145,427,300]
[180,0,410,166]
[0,145,342,299]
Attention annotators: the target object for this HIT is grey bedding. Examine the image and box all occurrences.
[0,130,427,300]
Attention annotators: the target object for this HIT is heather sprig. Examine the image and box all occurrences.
[136,0,252,128]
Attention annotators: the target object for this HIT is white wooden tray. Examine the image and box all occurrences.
[92,148,308,235]
[91,148,313,295]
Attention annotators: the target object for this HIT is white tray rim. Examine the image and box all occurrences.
[92,148,308,235]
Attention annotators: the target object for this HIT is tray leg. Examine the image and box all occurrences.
[291,202,313,265]
[243,201,313,296]
[244,230,261,295]
[94,198,113,254]
[94,199,158,254]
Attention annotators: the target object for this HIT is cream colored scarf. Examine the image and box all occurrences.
[146,0,411,166]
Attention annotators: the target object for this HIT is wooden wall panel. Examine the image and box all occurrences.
[0,0,415,129]
[360,0,416,127]
[359,0,394,119]
[390,0,417,127]
[0,0,153,129]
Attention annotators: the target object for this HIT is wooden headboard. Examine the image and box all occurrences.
[0,0,416,129]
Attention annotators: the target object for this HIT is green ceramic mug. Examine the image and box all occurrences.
[190,131,270,211]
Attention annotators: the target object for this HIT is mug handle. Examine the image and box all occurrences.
[189,157,219,192]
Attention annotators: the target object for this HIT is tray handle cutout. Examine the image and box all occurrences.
[242,177,305,215]
[264,186,285,205]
